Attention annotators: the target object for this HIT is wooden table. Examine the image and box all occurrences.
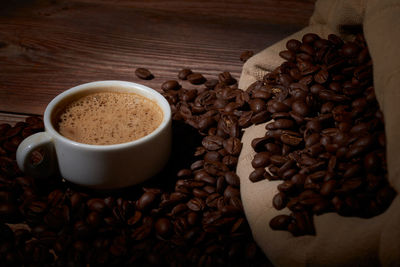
[0,0,315,125]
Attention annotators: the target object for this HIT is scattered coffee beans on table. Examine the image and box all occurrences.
[135,67,154,80]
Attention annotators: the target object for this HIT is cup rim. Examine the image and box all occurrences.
[43,80,171,150]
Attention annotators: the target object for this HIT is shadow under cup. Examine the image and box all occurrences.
[18,81,172,189]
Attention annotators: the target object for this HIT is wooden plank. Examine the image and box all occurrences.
[0,112,30,126]
[0,0,315,118]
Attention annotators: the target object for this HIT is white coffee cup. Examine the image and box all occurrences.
[16,81,172,189]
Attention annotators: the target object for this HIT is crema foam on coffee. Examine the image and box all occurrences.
[56,91,163,145]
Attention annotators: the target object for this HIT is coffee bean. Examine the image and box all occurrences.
[219,72,236,85]
[291,100,310,116]
[202,135,224,151]
[268,100,290,113]
[161,80,181,91]
[249,99,266,113]
[187,73,206,85]
[252,90,272,100]
[136,192,156,211]
[178,68,193,80]
[342,43,359,57]
[204,151,221,163]
[280,134,302,146]
[286,39,302,52]
[240,50,254,62]
[238,111,253,127]
[314,69,329,84]
[270,155,288,166]
[251,152,271,168]
[223,137,242,156]
[224,172,240,187]
[87,198,106,213]
[269,215,291,230]
[224,185,240,199]
[251,111,270,124]
[273,192,287,210]
[302,33,320,44]
[279,50,296,61]
[135,68,154,80]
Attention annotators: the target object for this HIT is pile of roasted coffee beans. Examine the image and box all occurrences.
[0,33,396,266]
[0,75,271,265]
[247,33,396,236]
[0,118,272,266]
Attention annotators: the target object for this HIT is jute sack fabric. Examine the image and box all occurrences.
[237,0,400,265]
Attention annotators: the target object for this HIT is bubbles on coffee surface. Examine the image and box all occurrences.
[57,92,163,145]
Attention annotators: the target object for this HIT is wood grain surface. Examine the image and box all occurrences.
[0,0,315,123]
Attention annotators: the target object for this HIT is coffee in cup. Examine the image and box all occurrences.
[55,91,163,145]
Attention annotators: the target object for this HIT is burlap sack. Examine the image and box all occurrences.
[237,0,400,265]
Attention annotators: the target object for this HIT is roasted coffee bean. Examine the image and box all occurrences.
[268,100,290,113]
[224,186,240,199]
[280,134,302,146]
[136,192,156,211]
[204,79,219,89]
[194,170,216,184]
[240,50,254,62]
[204,151,221,163]
[135,68,154,80]
[251,152,271,168]
[279,50,296,61]
[250,137,270,152]
[161,80,181,91]
[222,155,238,167]
[286,39,302,52]
[265,143,281,155]
[219,72,236,85]
[272,193,287,210]
[187,73,206,84]
[276,119,295,130]
[291,100,310,116]
[320,180,337,196]
[252,90,272,100]
[251,111,270,124]
[342,42,360,57]
[270,155,288,166]
[314,69,329,84]
[249,99,266,113]
[300,43,315,55]
[364,152,380,172]
[87,198,106,213]
[223,137,242,156]
[202,135,224,151]
[178,68,193,80]
[269,214,292,230]
[155,217,172,238]
[278,180,295,193]
[310,84,324,95]
[238,111,253,127]
[302,33,320,44]
[277,159,295,177]
[224,172,240,187]
[187,198,205,211]
[249,168,266,183]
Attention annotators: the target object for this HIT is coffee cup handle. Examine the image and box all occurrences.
[16,132,58,178]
